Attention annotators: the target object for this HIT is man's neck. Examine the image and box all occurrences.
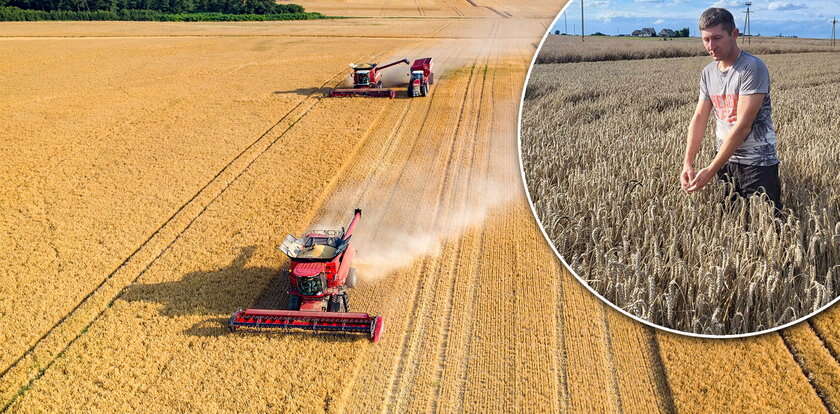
[717,47,742,71]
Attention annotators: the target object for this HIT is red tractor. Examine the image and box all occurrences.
[407,58,434,98]
[228,209,384,342]
[329,58,410,98]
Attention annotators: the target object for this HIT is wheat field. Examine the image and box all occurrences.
[536,35,838,63]
[522,50,840,335]
[2,7,840,413]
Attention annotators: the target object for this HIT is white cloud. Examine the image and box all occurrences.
[591,0,610,8]
[654,18,666,24]
[710,0,741,8]
[767,2,807,11]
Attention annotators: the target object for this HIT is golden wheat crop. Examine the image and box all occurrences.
[522,51,840,335]
[4,9,836,413]
[536,34,838,64]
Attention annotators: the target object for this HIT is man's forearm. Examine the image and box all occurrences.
[683,117,706,166]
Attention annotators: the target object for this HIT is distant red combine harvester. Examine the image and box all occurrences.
[329,57,434,98]
[228,209,384,342]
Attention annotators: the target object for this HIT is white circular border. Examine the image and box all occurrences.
[515,3,840,339]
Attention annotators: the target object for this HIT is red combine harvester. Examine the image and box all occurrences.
[329,58,410,98]
[407,58,434,98]
[228,209,384,342]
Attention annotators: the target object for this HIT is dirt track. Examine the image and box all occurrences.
[1,2,839,412]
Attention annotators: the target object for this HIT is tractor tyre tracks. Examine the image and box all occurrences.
[293,34,497,413]
[389,44,494,414]
[779,320,840,414]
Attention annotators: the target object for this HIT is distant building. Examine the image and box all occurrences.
[632,28,656,37]
[659,28,676,37]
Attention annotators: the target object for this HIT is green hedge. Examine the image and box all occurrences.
[0,6,324,20]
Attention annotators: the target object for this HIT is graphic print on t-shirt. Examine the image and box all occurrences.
[709,94,738,124]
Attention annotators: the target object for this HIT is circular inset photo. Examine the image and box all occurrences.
[518,5,840,336]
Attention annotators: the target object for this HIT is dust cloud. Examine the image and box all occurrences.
[316,131,519,283]
[315,21,528,281]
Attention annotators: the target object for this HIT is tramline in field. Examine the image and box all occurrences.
[229,209,384,342]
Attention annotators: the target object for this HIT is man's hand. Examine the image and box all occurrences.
[680,164,696,191]
[686,167,715,193]
[682,98,712,191]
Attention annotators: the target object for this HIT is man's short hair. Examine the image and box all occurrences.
[699,8,736,34]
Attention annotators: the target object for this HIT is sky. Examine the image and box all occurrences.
[551,0,840,39]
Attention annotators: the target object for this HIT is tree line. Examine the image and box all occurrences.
[0,0,306,15]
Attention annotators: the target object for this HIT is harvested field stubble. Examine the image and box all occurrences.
[522,52,840,335]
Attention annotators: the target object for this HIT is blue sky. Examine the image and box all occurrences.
[551,0,840,39]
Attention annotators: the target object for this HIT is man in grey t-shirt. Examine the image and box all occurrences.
[680,7,782,212]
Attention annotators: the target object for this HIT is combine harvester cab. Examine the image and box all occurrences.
[407,57,434,98]
[229,209,384,343]
[328,58,409,99]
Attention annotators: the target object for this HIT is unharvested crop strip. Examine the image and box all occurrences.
[0,56,380,411]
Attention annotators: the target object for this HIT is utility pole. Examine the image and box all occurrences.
[564,9,568,34]
[833,17,837,48]
[581,0,585,42]
[744,2,752,45]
